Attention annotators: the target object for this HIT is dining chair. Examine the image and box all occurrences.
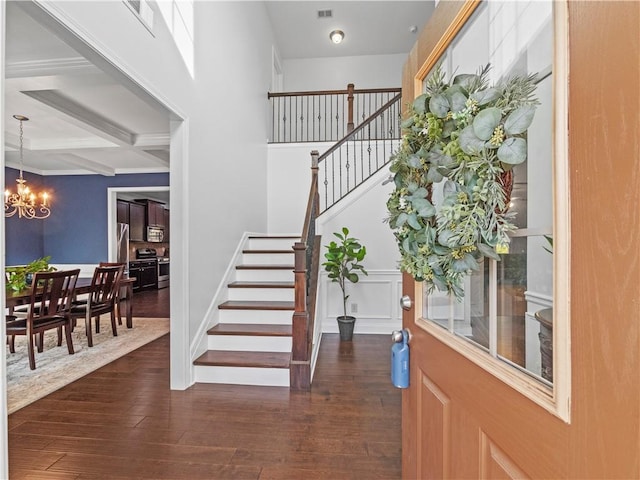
[69,265,124,347]
[98,262,127,325]
[6,269,80,370]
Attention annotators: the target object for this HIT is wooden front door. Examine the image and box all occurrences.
[401,1,640,478]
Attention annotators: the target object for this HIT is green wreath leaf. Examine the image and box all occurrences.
[452,73,479,91]
[470,87,500,106]
[407,213,422,230]
[504,105,536,135]
[497,137,528,164]
[412,94,428,115]
[459,125,486,154]
[473,107,502,141]
[429,94,450,118]
[449,91,468,113]
[477,242,501,260]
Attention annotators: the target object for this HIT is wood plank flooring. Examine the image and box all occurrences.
[131,287,170,318]
[8,318,401,479]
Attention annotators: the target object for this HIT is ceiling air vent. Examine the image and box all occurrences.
[317,9,333,19]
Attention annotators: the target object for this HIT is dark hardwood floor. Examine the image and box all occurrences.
[131,287,170,318]
[8,318,401,479]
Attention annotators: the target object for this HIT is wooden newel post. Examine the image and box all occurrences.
[347,83,355,133]
[291,241,311,390]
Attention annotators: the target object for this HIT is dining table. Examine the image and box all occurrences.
[6,276,136,329]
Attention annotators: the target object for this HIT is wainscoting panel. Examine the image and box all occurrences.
[319,270,402,334]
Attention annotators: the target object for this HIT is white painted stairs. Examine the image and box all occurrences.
[193,235,299,387]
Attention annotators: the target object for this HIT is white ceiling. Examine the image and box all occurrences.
[265,1,434,59]
[4,1,434,177]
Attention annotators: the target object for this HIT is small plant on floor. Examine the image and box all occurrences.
[322,227,368,320]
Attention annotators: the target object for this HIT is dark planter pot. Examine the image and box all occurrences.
[337,315,356,341]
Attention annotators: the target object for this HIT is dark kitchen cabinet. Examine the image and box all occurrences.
[136,199,166,227]
[163,208,170,242]
[129,202,145,242]
[129,259,157,292]
[116,200,129,224]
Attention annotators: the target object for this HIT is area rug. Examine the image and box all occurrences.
[6,316,170,414]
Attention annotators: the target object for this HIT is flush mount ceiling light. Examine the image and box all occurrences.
[329,30,344,44]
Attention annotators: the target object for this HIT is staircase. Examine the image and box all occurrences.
[193,235,299,387]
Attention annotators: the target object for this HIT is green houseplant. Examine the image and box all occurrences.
[322,227,368,341]
[6,256,56,292]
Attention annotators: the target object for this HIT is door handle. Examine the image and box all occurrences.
[400,295,413,311]
[392,328,411,344]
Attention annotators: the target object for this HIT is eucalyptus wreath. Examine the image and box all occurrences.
[386,64,539,299]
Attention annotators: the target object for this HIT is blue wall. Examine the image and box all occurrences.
[5,168,169,265]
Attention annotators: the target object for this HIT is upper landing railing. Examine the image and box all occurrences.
[268,84,402,143]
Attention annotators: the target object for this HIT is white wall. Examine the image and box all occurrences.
[267,141,402,335]
[282,53,406,91]
[20,1,276,390]
[317,169,402,335]
[0,0,8,475]
[189,0,273,353]
[266,142,332,233]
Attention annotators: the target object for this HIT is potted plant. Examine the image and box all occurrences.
[6,256,56,292]
[322,227,368,341]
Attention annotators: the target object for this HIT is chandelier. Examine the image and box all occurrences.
[5,115,51,219]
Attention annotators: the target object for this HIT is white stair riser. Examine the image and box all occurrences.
[218,309,293,324]
[194,365,290,387]
[235,269,293,282]
[207,335,292,352]
[241,253,294,265]
[227,288,294,302]
[247,238,299,250]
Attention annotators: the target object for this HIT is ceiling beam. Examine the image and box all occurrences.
[6,57,96,78]
[18,89,170,169]
[4,150,116,176]
[21,89,135,146]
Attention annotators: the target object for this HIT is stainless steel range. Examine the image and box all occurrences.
[134,248,169,290]
[157,256,169,289]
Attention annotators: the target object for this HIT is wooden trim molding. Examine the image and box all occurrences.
[413,0,481,91]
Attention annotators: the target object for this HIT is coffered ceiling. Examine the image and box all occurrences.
[4,1,434,177]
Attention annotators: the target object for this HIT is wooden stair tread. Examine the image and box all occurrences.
[236,264,294,270]
[207,323,292,336]
[194,350,290,369]
[228,281,294,289]
[248,235,299,239]
[218,300,295,310]
[242,249,294,254]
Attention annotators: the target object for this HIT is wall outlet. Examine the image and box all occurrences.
[351,303,358,313]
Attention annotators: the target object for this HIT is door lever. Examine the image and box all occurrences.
[400,295,413,311]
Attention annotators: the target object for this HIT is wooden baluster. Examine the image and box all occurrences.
[347,83,355,133]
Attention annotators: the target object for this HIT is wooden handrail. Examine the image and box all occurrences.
[318,92,402,163]
[267,87,401,98]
